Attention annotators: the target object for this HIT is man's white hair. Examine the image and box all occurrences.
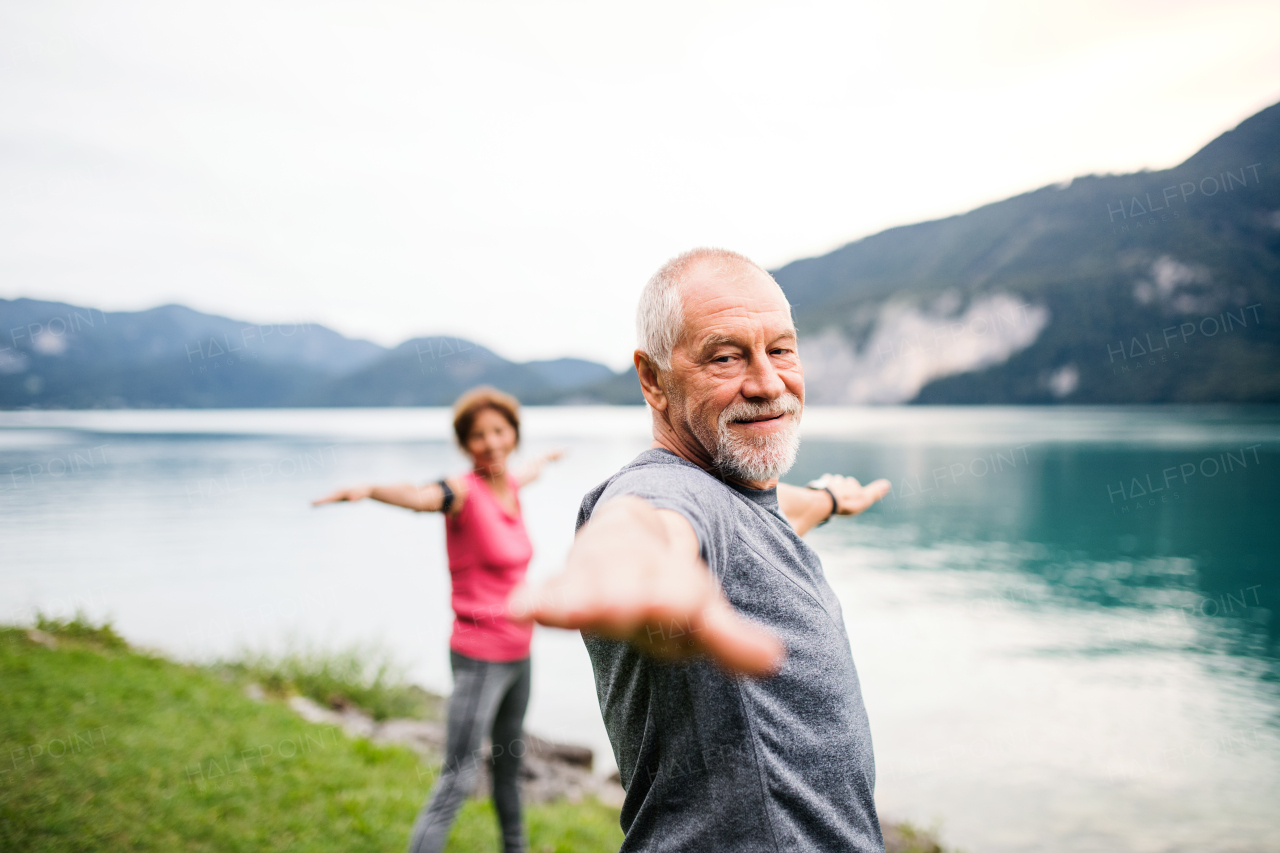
[635,247,777,371]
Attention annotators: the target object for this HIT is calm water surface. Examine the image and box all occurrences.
[2,406,1278,853]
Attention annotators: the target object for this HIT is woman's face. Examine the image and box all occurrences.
[465,407,517,474]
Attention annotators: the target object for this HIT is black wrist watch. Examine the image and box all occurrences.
[811,485,838,526]
[437,479,454,513]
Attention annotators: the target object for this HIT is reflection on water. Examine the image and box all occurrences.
[793,418,1280,852]
[795,434,1279,654]
[2,406,1277,853]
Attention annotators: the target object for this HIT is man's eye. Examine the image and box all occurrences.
[713,355,733,363]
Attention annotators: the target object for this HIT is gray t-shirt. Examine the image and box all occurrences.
[577,449,883,853]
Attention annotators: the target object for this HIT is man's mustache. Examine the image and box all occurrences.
[719,394,803,428]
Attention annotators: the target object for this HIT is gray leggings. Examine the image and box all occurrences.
[408,651,531,853]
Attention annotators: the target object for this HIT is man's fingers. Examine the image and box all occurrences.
[836,477,891,515]
[508,579,579,627]
[508,576,628,632]
[860,478,891,506]
[813,472,889,514]
[698,603,786,677]
[512,579,785,678]
[505,582,536,623]
[519,587,685,639]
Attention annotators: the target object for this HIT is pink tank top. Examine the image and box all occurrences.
[443,471,534,662]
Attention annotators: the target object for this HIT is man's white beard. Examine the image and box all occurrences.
[690,393,803,483]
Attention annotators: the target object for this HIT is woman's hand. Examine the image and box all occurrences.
[312,485,374,506]
[516,449,566,487]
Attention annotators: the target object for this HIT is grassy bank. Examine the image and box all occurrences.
[219,642,444,722]
[1,617,950,853]
[0,618,621,852]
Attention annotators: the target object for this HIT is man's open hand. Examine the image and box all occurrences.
[808,473,891,517]
[507,495,784,678]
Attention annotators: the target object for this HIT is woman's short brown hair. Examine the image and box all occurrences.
[452,386,521,448]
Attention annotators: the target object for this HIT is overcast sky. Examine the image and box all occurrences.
[2,0,1279,368]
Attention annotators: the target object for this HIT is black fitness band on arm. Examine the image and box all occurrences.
[811,485,838,526]
[437,479,454,513]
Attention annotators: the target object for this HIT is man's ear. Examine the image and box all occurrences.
[634,351,669,412]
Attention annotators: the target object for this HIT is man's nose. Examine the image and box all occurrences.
[740,352,786,400]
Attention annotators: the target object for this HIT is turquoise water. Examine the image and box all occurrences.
[2,406,1277,852]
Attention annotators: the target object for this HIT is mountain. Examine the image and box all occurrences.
[307,337,589,407]
[0,300,370,408]
[525,358,616,390]
[0,300,620,408]
[6,100,1279,409]
[535,366,646,405]
[772,100,1280,403]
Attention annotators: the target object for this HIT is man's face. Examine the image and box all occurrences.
[664,260,805,485]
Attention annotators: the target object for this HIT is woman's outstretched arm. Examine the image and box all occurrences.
[312,479,462,513]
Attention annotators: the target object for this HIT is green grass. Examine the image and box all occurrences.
[1,617,950,853]
[219,642,443,722]
[0,622,624,853]
[31,613,127,650]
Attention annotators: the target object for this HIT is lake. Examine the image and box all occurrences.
[2,405,1278,853]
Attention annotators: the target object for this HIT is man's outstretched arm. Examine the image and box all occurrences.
[508,495,785,678]
[778,474,891,536]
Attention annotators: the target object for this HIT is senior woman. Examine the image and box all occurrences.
[313,386,560,853]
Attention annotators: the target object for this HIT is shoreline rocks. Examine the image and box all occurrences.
[272,688,947,849]
[280,691,625,807]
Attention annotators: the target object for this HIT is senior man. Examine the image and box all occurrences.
[511,247,890,852]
